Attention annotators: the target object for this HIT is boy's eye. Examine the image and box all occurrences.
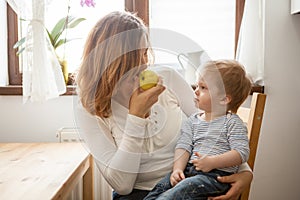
[198,85,206,90]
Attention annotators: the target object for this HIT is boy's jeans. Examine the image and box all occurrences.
[144,164,232,200]
[113,189,149,200]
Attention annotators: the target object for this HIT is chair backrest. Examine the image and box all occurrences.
[237,92,267,200]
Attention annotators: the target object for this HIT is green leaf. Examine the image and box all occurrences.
[16,47,25,56]
[50,16,85,49]
[51,16,67,38]
[13,37,26,49]
[46,28,55,47]
[50,16,72,45]
[20,18,28,21]
[14,15,86,54]
[54,38,66,49]
[68,18,86,29]
[54,38,81,49]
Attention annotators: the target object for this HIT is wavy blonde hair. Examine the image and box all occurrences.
[76,11,151,118]
[202,60,252,113]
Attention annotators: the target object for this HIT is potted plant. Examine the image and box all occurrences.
[14,16,86,84]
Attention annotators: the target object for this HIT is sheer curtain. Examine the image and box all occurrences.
[236,0,265,85]
[6,0,66,102]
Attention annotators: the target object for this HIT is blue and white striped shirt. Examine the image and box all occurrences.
[176,112,250,173]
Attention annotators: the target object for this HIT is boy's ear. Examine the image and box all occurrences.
[220,95,231,105]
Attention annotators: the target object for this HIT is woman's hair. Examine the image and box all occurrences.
[76,11,151,118]
[202,60,252,113]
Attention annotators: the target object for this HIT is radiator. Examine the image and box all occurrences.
[57,127,113,200]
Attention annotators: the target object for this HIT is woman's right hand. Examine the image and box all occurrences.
[209,171,253,200]
[129,78,165,118]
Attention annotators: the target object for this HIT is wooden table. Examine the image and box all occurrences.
[0,143,93,200]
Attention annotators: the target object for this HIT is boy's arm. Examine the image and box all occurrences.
[191,150,242,172]
[170,148,190,186]
[173,148,190,171]
[207,149,242,169]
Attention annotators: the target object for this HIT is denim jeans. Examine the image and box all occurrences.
[113,189,150,200]
[143,164,232,200]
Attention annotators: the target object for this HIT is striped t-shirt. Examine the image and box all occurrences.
[176,112,250,173]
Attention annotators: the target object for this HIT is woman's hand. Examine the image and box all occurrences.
[209,171,253,200]
[129,77,165,118]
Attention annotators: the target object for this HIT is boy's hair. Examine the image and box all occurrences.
[202,60,252,113]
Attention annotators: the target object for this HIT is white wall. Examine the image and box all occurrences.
[0,96,75,142]
[249,0,300,199]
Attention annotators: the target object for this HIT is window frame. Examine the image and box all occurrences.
[7,4,21,86]
[1,0,262,95]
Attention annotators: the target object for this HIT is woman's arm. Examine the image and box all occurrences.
[75,104,145,194]
[75,85,165,195]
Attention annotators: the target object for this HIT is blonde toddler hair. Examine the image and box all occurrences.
[202,60,252,113]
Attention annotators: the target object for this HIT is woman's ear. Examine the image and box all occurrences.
[220,95,231,105]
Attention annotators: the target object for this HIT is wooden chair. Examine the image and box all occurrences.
[237,92,267,200]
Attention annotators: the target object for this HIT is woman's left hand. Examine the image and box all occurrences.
[209,171,253,200]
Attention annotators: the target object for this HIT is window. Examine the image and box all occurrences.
[2,0,258,95]
[150,0,236,61]
[149,0,237,84]
[1,0,124,94]
[45,0,124,73]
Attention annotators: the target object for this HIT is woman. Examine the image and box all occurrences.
[75,11,252,200]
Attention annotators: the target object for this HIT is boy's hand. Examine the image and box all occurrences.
[170,169,185,186]
[191,152,216,172]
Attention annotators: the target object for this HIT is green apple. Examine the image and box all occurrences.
[139,70,159,90]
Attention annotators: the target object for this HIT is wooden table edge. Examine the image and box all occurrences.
[51,153,94,200]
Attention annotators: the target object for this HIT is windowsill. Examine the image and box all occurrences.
[0,85,77,95]
[0,84,264,96]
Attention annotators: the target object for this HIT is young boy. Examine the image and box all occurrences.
[144,59,252,200]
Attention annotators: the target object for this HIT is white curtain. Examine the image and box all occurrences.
[6,0,66,102]
[236,0,265,85]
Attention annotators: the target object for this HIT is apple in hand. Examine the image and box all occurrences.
[139,70,159,90]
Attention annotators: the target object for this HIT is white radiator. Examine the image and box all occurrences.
[57,127,113,200]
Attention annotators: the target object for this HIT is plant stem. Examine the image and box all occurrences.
[63,0,71,61]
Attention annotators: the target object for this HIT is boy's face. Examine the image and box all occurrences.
[194,72,224,112]
[194,78,212,111]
